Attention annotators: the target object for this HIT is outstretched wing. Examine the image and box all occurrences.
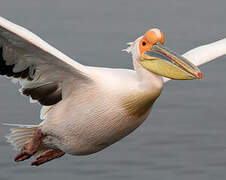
[164,38,226,83]
[0,16,91,107]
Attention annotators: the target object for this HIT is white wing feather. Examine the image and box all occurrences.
[0,17,85,71]
[164,38,226,83]
[0,16,91,112]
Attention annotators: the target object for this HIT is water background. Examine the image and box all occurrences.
[0,0,226,179]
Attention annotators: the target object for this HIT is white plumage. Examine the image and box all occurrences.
[0,16,225,166]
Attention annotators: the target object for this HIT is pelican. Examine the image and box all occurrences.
[0,16,225,166]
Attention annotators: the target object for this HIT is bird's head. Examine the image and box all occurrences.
[124,28,202,80]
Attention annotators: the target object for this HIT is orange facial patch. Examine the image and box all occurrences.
[139,28,165,55]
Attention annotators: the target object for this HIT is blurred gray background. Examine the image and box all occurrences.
[0,0,226,180]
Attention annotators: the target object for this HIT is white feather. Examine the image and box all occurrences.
[40,106,51,120]
[4,124,38,150]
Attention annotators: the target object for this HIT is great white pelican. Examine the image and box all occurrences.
[0,17,225,166]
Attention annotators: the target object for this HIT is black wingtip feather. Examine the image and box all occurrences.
[0,47,33,80]
[0,46,62,106]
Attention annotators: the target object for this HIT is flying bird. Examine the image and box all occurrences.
[0,17,225,166]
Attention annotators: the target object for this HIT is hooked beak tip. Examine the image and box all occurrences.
[198,72,202,80]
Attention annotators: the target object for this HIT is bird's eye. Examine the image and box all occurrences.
[142,41,146,46]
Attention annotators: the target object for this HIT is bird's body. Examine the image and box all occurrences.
[41,66,162,155]
[0,16,225,166]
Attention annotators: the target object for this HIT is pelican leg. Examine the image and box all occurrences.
[31,149,65,166]
[14,128,46,162]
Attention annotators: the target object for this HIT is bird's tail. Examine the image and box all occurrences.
[3,123,39,151]
[3,123,65,166]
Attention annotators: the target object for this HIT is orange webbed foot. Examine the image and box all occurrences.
[31,149,65,166]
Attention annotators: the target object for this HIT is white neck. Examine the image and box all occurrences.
[128,36,164,91]
[133,55,164,91]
